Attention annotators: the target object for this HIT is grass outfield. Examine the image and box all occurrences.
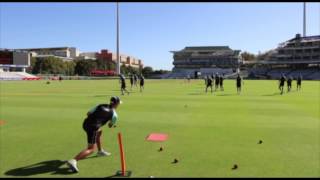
[0,79,319,177]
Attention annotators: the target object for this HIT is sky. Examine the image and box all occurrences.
[0,2,319,70]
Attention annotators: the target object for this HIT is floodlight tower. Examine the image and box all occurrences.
[116,2,121,75]
[303,2,306,37]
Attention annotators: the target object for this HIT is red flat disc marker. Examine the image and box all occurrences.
[146,133,168,142]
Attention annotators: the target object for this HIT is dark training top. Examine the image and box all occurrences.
[83,104,114,131]
[280,77,286,86]
[207,78,212,86]
[236,76,242,87]
[297,76,302,85]
[120,77,126,86]
[219,76,223,85]
[130,76,134,84]
[215,76,220,85]
[287,78,292,86]
[140,76,145,85]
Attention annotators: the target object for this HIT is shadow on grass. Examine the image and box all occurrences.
[105,171,132,178]
[93,94,116,98]
[4,160,75,176]
[187,92,205,95]
[215,93,236,96]
[262,92,282,96]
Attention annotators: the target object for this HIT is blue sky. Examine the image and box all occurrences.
[1,2,319,70]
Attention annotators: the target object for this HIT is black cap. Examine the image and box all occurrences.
[110,96,122,105]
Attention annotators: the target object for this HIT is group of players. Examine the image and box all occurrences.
[278,73,303,95]
[202,72,303,95]
[203,73,225,93]
[203,73,244,94]
[119,73,145,95]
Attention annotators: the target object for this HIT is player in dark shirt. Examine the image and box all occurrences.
[215,73,220,91]
[287,76,292,92]
[236,74,243,94]
[204,76,207,85]
[211,73,215,82]
[133,74,138,87]
[219,75,224,91]
[140,74,145,92]
[67,96,122,173]
[120,74,130,95]
[130,74,134,90]
[205,76,213,93]
[297,74,302,91]
[279,74,286,95]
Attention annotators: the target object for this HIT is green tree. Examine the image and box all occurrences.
[74,60,97,76]
[64,61,76,76]
[241,51,256,61]
[120,64,140,75]
[142,66,153,77]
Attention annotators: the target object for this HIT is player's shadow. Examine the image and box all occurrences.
[4,160,75,176]
[216,93,236,96]
[93,94,115,98]
[262,92,281,96]
[188,92,204,95]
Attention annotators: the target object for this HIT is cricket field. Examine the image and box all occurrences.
[0,79,319,177]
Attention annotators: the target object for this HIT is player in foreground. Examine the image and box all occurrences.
[66,96,122,173]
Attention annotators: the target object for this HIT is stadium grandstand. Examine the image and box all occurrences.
[166,46,242,79]
[0,49,40,80]
[246,34,320,80]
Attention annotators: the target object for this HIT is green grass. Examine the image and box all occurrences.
[0,79,319,177]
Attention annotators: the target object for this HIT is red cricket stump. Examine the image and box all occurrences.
[116,132,132,177]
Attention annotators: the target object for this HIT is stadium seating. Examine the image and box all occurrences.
[0,72,40,80]
[163,68,235,79]
[248,68,320,80]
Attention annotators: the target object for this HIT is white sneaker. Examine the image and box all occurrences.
[97,149,111,156]
[67,159,79,173]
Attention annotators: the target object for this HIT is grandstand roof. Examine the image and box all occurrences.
[16,47,71,51]
[184,46,231,51]
[287,35,320,42]
[170,46,239,54]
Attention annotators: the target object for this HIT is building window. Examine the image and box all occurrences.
[304,49,312,53]
[312,56,319,59]
[313,49,319,53]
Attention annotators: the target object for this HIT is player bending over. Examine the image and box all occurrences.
[67,96,122,173]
